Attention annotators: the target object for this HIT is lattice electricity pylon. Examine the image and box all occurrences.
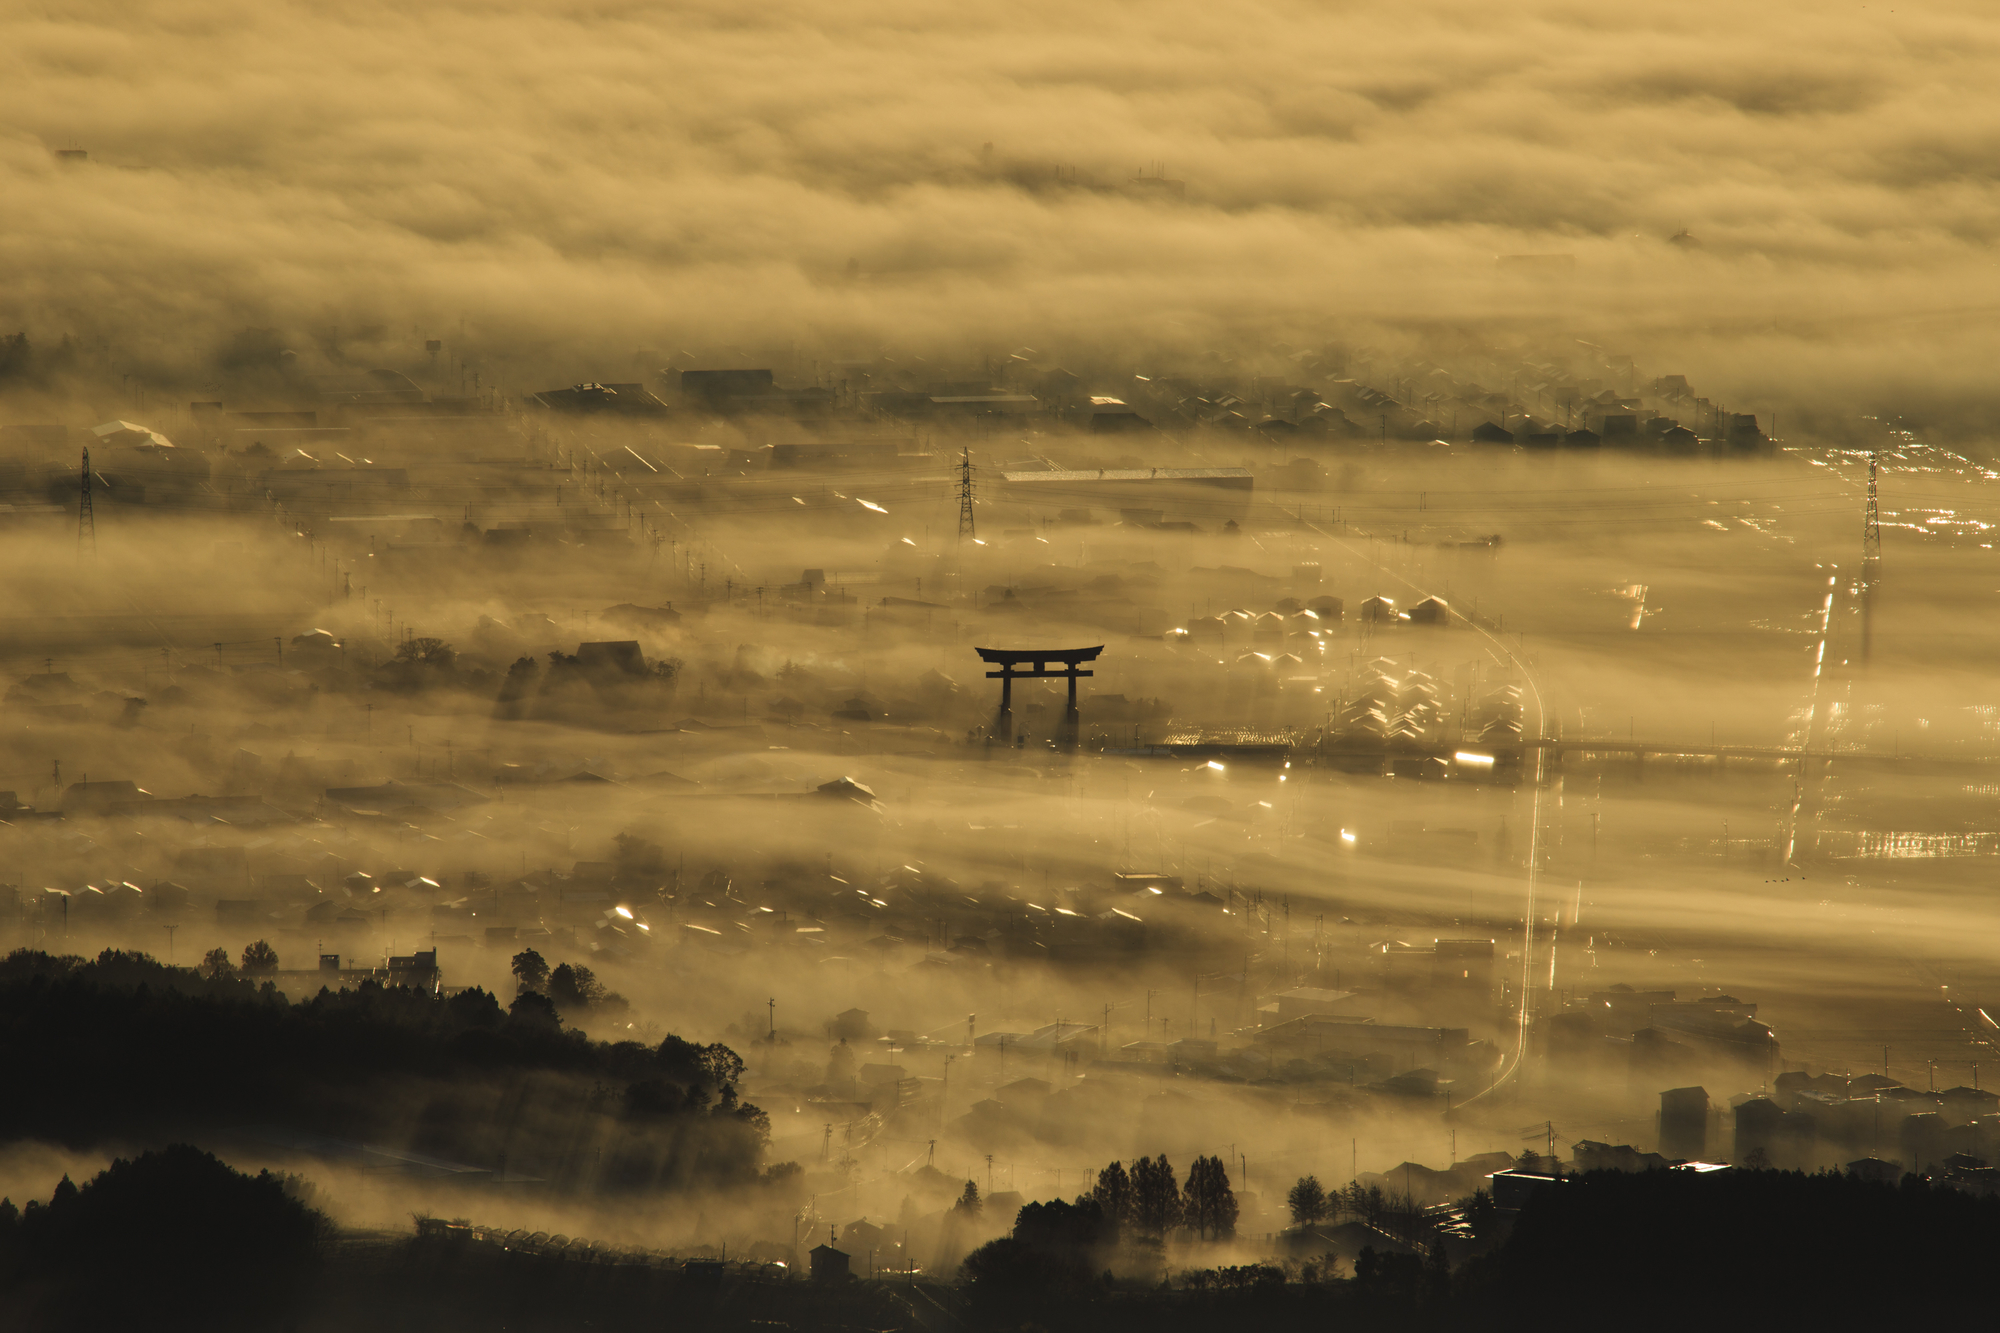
[1861,450,1880,663]
[956,445,977,540]
[78,448,95,557]
[1862,451,1882,569]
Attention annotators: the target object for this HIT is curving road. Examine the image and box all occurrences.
[1300,520,1550,1107]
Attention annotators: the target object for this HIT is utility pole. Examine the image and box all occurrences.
[78,448,95,556]
[956,446,977,541]
[1862,450,1881,665]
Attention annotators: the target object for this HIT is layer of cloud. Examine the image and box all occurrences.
[4,0,2000,400]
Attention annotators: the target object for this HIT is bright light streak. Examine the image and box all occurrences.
[1205,760,1225,771]
[1340,829,1356,843]
[1455,751,1495,767]
[614,905,634,919]
[858,498,887,513]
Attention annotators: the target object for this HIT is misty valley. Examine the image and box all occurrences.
[0,331,1997,1329]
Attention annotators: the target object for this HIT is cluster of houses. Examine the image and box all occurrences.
[1473,682,1524,746]
[1335,659,1448,749]
[1247,353,1773,453]
[1731,1071,2000,1182]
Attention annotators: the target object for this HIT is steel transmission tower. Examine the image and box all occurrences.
[78,448,95,557]
[956,446,977,540]
[1861,451,1880,663]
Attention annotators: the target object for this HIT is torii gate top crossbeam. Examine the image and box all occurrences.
[974,645,1103,678]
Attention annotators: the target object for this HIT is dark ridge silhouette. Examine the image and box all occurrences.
[0,948,770,1193]
[0,1144,326,1332]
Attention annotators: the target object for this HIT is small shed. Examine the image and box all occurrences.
[810,1243,851,1282]
[1359,596,1397,623]
[1408,597,1451,626]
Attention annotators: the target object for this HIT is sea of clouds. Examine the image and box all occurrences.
[4,0,1999,405]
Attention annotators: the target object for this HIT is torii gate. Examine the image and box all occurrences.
[975,645,1103,745]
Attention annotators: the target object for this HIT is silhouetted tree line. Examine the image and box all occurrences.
[954,1165,2000,1330]
[493,649,678,721]
[0,948,774,1193]
[1081,1154,1236,1240]
[375,636,470,693]
[961,1154,1241,1316]
[8,1146,1993,1330]
[961,1197,1114,1318]
[0,1142,845,1333]
[0,332,82,389]
[0,1144,326,1332]
[1281,1172,1440,1247]
[510,947,630,1017]
[1468,1165,2000,1323]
